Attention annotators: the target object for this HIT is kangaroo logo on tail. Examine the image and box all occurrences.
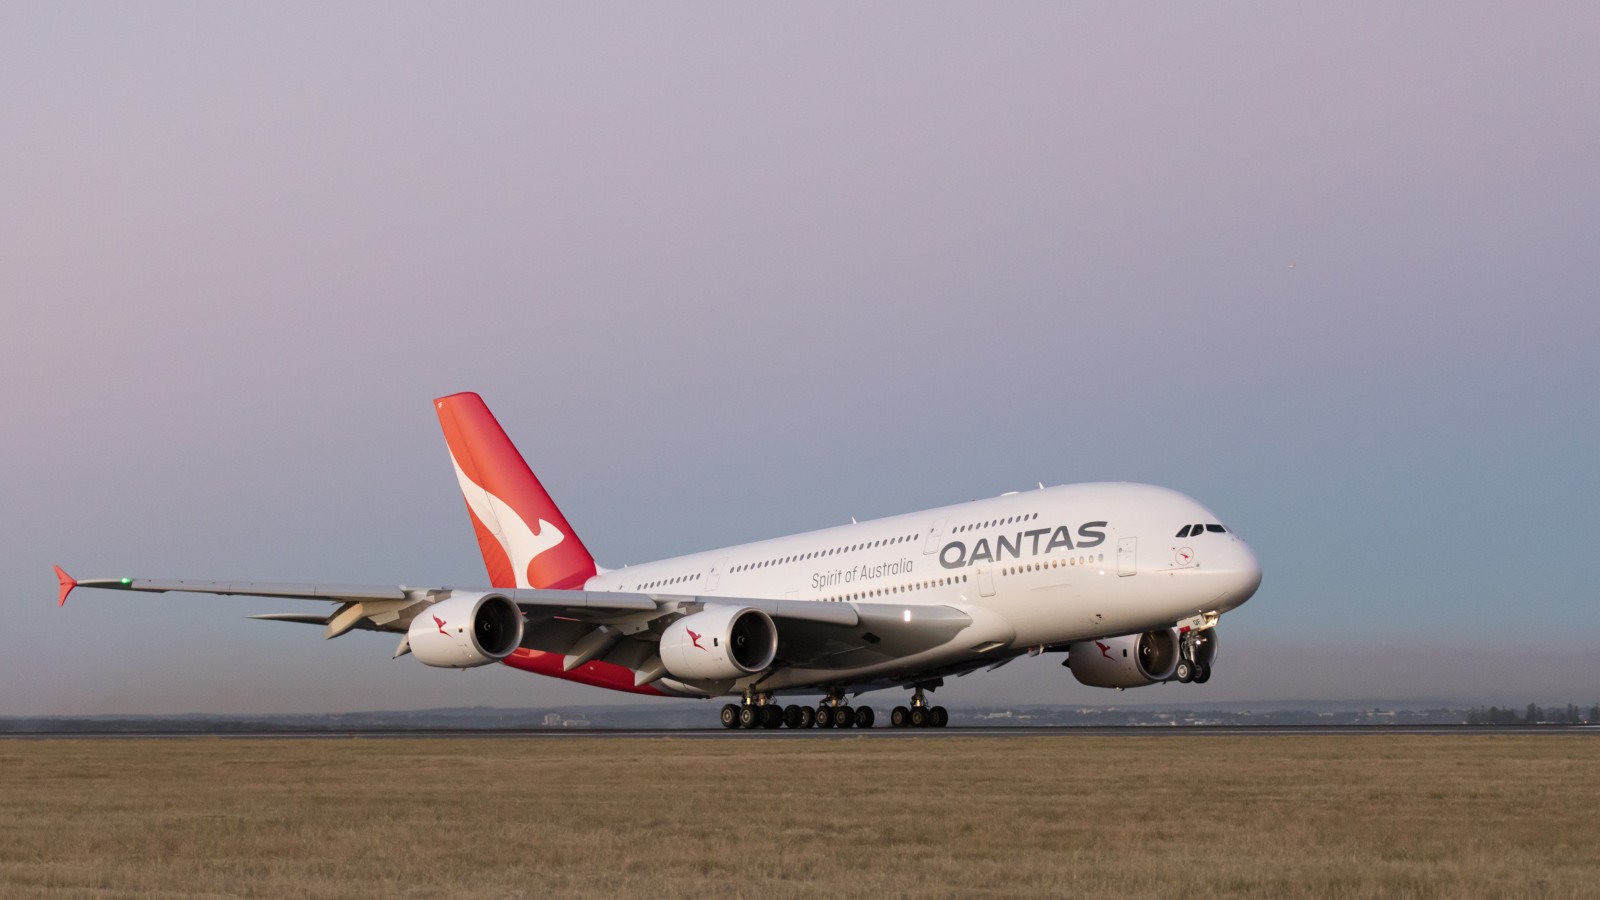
[435,393,598,591]
[449,455,567,589]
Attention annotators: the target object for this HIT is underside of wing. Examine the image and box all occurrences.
[58,567,991,692]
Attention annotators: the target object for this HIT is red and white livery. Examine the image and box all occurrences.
[58,392,1261,728]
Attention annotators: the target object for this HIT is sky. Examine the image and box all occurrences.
[3,4,1597,715]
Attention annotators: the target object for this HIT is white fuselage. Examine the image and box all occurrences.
[586,482,1261,696]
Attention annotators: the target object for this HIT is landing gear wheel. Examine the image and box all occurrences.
[891,706,911,728]
[798,705,815,729]
[738,705,758,729]
[930,706,949,728]
[855,706,875,728]
[783,705,802,728]
[1192,663,1210,684]
[815,706,835,729]
[761,705,783,728]
[836,706,857,729]
[1175,659,1195,684]
[910,707,928,728]
[720,704,740,729]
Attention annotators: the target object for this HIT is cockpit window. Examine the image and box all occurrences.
[1206,524,1226,533]
[1175,525,1193,538]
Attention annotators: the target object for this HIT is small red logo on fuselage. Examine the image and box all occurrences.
[433,615,449,635]
[687,628,707,651]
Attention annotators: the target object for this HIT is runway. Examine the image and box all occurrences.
[4,724,1595,740]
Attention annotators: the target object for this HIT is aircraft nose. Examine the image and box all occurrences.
[1223,539,1263,608]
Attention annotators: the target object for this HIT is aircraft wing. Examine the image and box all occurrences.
[53,567,949,655]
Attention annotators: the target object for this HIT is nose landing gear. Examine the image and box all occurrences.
[1174,629,1213,684]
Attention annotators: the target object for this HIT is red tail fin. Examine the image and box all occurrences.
[434,393,597,590]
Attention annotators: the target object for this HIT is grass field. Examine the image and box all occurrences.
[3,734,1597,898]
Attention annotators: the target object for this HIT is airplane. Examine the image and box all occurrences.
[56,392,1262,729]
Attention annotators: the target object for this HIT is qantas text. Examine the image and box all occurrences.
[938,522,1107,569]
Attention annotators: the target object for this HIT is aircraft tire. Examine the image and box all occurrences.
[910,707,928,728]
[738,705,759,729]
[1192,663,1210,684]
[856,706,875,728]
[891,706,911,728]
[1175,659,1194,683]
[931,706,949,728]
[837,706,857,728]
[720,704,740,729]
[797,705,815,729]
[815,706,834,729]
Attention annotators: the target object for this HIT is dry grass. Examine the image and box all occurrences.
[2,734,1597,898]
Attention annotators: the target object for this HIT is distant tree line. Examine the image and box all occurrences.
[1464,703,1599,725]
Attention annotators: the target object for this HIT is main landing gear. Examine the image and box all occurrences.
[720,688,883,723]
[718,689,875,729]
[889,685,948,728]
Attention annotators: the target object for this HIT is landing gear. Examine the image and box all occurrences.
[891,686,948,728]
[784,704,814,729]
[810,689,873,729]
[725,692,790,729]
[1174,629,1215,686]
[719,690,877,730]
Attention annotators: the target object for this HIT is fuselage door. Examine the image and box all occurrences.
[705,556,729,591]
[976,563,996,597]
[1117,537,1138,577]
[922,516,950,555]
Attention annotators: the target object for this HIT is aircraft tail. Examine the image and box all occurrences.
[434,393,597,590]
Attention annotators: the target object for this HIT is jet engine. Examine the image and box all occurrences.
[407,592,524,668]
[1065,628,1180,688]
[659,605,777,681]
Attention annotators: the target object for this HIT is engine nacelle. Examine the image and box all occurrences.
[660,605,777,681]
[408,592,524,668]
[1066,628,1180,688]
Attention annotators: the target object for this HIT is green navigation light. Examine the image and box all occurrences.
[120,577,132,585]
